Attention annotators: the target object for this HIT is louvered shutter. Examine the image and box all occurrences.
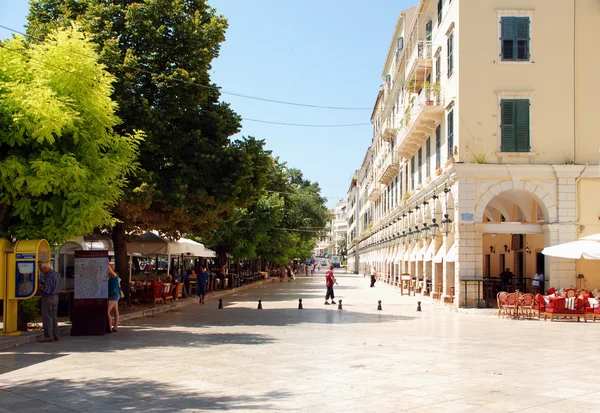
[501,17,515,60]
[515,100,530,151]
[501,100,515,152]
[516,18,530,60]
[447,109,454,158]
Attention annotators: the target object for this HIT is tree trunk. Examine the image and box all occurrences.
[111,222,130,303]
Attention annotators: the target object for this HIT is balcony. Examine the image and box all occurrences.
[382,117,397,142]
[368,185,381,202]
[378,151,399,186]
[406,41,433,91]
[395,89,445,159]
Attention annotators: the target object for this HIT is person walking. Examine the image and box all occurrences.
[39,262,61,343]
[324,265,338,305]
[370,265,377,288]
[198,265,209,304]
[107,262,121,333]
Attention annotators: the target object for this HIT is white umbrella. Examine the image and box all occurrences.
[542,236,600,260]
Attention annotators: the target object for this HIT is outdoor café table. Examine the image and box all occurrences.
[460,278,485,308]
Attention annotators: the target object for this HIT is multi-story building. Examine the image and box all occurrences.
[347,0,600,307]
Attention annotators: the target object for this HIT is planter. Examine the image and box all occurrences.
[425,100,434,106]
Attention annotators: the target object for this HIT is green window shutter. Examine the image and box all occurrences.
[501,17,516,60]
[516,18,530,60]
[447,109,454,158]
[447,33,453,77]
[515,100,530,151]
[501,100,516,152]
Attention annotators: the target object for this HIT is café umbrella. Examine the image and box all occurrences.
[541,233,600,260]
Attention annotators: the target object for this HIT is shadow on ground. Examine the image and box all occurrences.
[0,377,290,412]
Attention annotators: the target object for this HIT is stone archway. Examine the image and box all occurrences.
[473,181,557,224]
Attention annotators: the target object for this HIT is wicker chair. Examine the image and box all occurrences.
[520,293,535,319]
[497,292,508,318]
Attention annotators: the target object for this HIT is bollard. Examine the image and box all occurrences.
[417,301,422,312]
[338,299,343,310]
[377,300,382,311]
[218,299,223,309]
[298,298,303,310]
[257,299,263,310]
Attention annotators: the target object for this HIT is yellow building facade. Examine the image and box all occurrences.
[347,0,600,307]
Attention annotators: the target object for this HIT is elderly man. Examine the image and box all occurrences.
[40,262,61,343]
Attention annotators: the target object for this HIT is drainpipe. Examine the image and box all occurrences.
[573,0,577,163]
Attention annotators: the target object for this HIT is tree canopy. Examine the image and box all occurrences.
[0,27,140,243]
[205,161,329,265]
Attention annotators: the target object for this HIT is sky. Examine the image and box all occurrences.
[0,0,414,207]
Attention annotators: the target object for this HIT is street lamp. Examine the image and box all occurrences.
[429,218,439,238]
[440,213,453,235]
[421,222,430,240]
[407,228,414,243]
[413,225,421,241]
[400,231,407,244]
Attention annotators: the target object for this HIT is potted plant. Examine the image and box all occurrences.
[424,81,441,105]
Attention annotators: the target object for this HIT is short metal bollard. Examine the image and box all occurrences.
[338,299,343,310]
[377,300,382,311]
[298,298,303,309]
[417,301,422,312]
[218,299,223,309]
[257,299,263,310]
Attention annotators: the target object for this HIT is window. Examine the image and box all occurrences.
[435,53,441,83]
[501,99,530,152]
[437,0,443,25]
[426,137,431,178]
[397,36,404,57]
[410,156,415,190]
[447,108,454,159]
[447,31,454,78]
[435,126,441,169]
[501,17,530,61]
[399,172,403,200]
[405,164,409,193]
[418,148,423,185]
[426,20,432,41]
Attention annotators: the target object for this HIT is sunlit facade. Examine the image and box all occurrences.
[346,0,600,307]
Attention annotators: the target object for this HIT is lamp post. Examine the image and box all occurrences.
[440,213,453,235]
[430,218,439,238]
[421,222,430,241]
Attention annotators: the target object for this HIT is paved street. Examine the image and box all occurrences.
[2,271,600,413]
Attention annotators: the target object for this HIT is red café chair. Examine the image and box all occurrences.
[162,282,174,304]
[497,292,508,318]
[151,281,164,305]
[504,293,518,318]
[520,293,535,319]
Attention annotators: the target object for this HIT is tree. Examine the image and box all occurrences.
[0,27,140,242]
[205,160,329,266]
[337,237,347,262]
[27,1,270,293]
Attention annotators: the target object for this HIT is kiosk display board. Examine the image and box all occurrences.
[71,250,110,336]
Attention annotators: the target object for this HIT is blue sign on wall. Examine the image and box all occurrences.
[461,213,474,221]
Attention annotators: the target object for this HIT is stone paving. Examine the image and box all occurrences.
[1,271,600,412]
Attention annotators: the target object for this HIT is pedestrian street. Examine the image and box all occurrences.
[1,270,600,413]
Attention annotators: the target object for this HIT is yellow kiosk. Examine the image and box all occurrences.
[0,238,51,336]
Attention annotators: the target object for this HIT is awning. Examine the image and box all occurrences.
[403,247,410,262]
[409,244,420,261]
[542,234,600,260]
[416,243,427,262]
[433,242,446,263]
[424,241,438,262]
[444,242,458,262]
[395,246,404,263]
[126,232,216,257]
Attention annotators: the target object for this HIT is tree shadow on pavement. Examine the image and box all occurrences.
[131,307,416,329]
[0,376,291,412]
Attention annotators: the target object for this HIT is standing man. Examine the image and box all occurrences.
[370,265,377,288]
[499,268,514,291]
[324,265,338,305]
[198,265,209,304]
[40,262,61,343]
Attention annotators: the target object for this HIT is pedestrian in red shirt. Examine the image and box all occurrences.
[325,265,338,305]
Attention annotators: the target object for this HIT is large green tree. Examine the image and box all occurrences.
[27,1,271,291]
[0,27,140,242]
[206,161,329,266]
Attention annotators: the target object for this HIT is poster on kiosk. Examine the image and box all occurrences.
[71,250,110,336]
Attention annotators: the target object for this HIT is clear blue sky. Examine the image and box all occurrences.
[1,0,414,207]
